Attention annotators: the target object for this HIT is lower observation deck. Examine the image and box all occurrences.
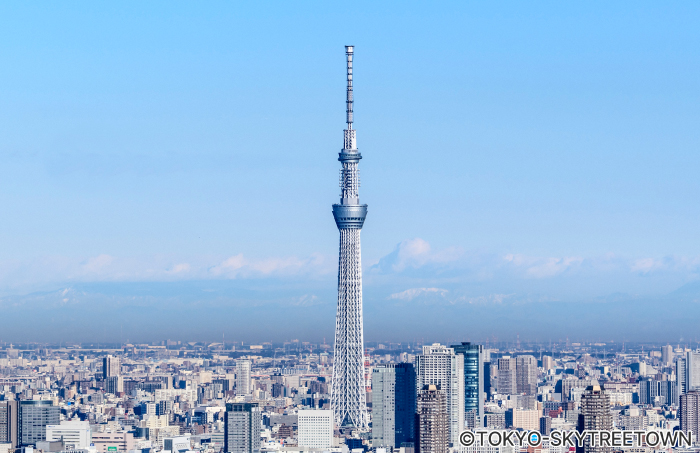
[332,204,368,229]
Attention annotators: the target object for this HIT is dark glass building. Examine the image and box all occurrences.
[371,363,417,448]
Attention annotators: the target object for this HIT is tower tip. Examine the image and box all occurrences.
[345,45,354,54]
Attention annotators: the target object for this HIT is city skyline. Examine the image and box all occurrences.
[1,2,700,342]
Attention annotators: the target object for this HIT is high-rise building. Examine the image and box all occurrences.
[576,386,612,453]
[372,363,416,448]
[105,376,124,395]
[416,385,448,453]
[224,403,261,453]
[297,410,333,449]
[236,360,251,396]
[639,379,678,406]
[330,45,369,429]
[516,355,538,395]
[103,355,120,379]
[271,383,284,398]
[678,358,688,394]
[46,421,91,450]
[542,356,554,371]
[452,343,484,428]
[539,416,552,435]
[497,357,517,395]
[415,344,464,447]
[677,351,700,394]
[0,400,18,449]
[484,361,495,398]
[662,345,674,366]
[18,400,60,447]
[680,391,700,437]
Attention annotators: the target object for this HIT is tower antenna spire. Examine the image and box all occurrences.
[346,45,354,130]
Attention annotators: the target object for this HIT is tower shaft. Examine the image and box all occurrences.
[331,45,368,429]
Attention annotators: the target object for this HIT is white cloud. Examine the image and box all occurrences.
[209,253,331,278]
[169,263,191,274]
[291,294,325,307]
[387,288,517,306]
[631,257,659,273]
[504,254,583,278]
[388,287,449,301]
[81,254,114,274]
[452,293,515,305]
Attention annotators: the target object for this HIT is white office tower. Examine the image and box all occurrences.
[677,351,700,394]
[103,355,120,379]
[542,355,554,371]
[46,421,91,450]
[415,344,464,447]
[236,360,252,395]
[298,410,333,449]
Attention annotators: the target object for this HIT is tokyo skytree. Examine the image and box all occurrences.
[330,45,368,429]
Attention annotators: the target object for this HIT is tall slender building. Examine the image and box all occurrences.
[662,345,674,366]
[415,344,464,447]
[330,45,368,429]
[236,360,252,396]
[680,391,700,437]
[677,350,700,395]
[451,342,485,428]
[0,400,18,449]
[103,355,120,379]
[416,385,448,453]
[516,355,538,395]
[224,403,261,453]
[497,357,517,395]
[372,363,417,448]
[576,386,612,453]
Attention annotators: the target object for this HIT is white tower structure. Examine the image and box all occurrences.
[330,45,368,429]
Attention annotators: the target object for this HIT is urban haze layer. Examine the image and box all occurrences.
[0,48,698,453]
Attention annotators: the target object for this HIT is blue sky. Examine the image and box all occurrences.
[1,2,700,343]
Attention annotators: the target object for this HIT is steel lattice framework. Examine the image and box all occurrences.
[330,45,368,429]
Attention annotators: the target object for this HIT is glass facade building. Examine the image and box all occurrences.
[451,342,484,428]
[19,400,60,447]
[371,363,417,448]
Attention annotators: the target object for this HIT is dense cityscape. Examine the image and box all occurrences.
[0,340,696,453]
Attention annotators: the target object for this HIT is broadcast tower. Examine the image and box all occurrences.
[330,45,368,429]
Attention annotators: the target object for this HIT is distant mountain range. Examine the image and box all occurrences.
[1,278,697,343]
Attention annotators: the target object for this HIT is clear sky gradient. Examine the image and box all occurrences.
[1,2,699,343]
